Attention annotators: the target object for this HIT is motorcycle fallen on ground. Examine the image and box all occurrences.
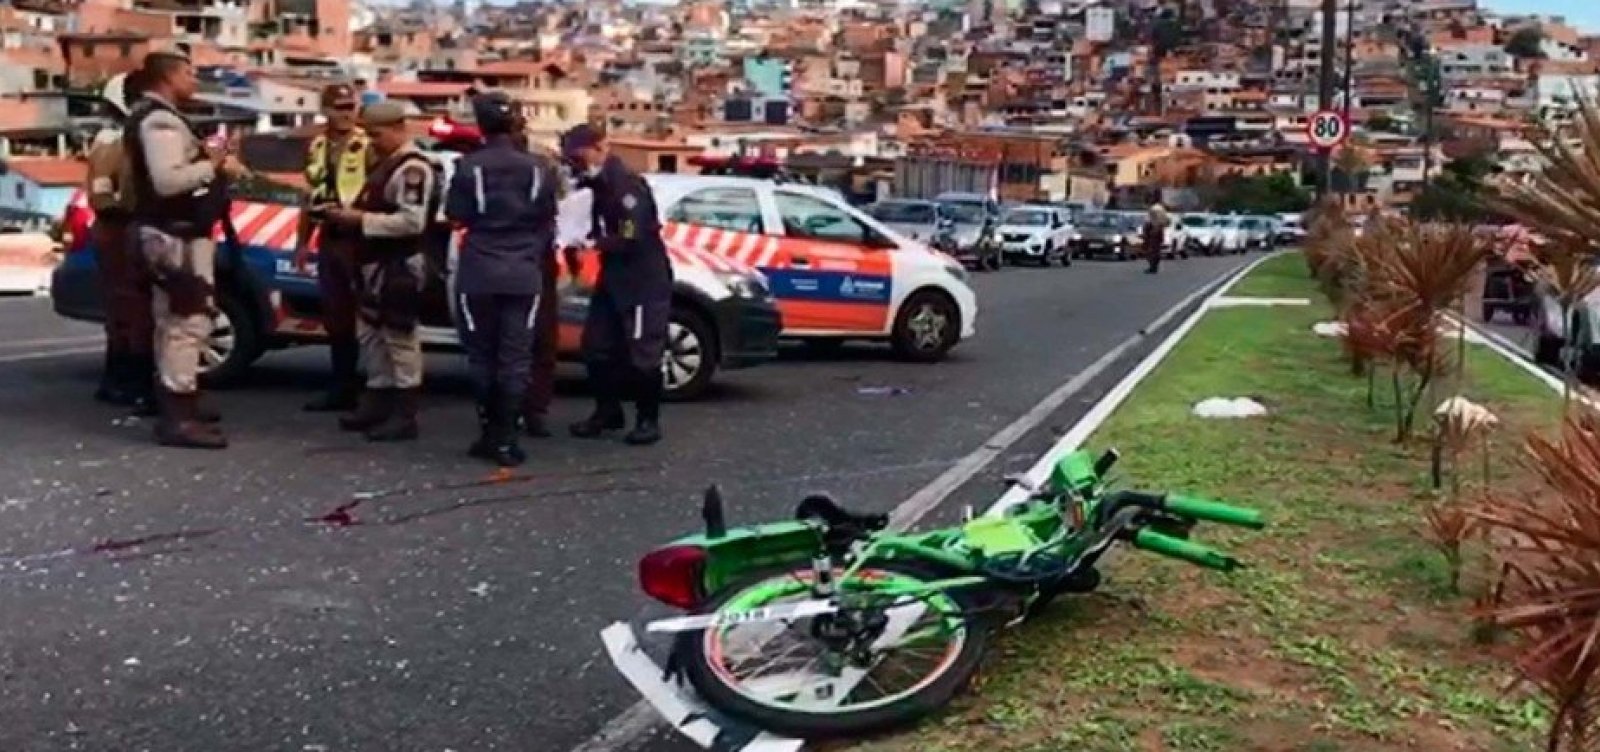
[634,447,1265,740]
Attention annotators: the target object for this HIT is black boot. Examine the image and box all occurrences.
[625,369,663,446]
[96,348,133,405]
[365,388,420,442]
[127,354,158,417]
[339,389,393,432]
[468,394,497,460]
[487,396,526,467]
[571,364,626,438]
[305,338,360,412]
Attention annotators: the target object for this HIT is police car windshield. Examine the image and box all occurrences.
[1003,209,1051,227]
[939,202,986,223]
[869,202,937,224]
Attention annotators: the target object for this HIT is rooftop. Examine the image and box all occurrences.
[4,157,87,187]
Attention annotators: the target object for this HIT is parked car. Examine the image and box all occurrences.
[1238,216,1277,250]
[933,192,1004,271]
[1208,215,1250,254]
[1532,280,1600,382]
[1069,210,1142,261]
[1275,214,1307,245]
[863,199,942,243]
[996,204,1074,266]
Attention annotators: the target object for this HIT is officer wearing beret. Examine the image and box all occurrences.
[321,101,438,441]
[560,124,672,446]
[444,90,562,467]
[297,83,372,412]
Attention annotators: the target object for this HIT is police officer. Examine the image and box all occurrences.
[124,47,246,449]
[86,70,156,415]
[516,121,568,439]
[444,90,561,466]
[560,124,672,446]
[321,102,437,442]
[296,83,371,412]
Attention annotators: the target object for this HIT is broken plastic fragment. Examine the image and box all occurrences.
[1192,397,1269,418]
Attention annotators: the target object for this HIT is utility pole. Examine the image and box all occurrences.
[1317,0,1338,197]
[1340,0,1355,193]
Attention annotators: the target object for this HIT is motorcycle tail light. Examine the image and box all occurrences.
[638,545,708,610]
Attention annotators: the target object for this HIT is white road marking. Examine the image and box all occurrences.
[0,346,102,364]
[573,258,1257,752]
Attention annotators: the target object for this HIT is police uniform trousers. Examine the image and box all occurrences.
[523,261,561,420]
[138,226,215,395]
[582,285,670,405]
[357,256,426,390]
[95,218,154,370]
[459,291,539,407]
[317,232,363,379]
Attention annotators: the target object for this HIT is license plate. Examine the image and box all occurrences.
[645,599,841,633]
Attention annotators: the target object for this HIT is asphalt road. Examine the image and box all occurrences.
[0,254,1249,752]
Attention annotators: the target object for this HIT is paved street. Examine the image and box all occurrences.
[0,256,1246,752]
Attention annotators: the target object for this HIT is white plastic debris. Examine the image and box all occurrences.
[1313,321,1347,338]
[1193,397,1269,419]
[1434,396,1500,432]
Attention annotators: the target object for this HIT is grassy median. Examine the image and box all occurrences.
[857,253,1556,752]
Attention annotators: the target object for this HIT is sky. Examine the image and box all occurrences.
[1485,0,1600,33]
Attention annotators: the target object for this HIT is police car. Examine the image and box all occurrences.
[634,173,978,361]
[50,151,783,401]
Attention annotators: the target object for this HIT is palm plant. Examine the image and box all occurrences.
[1472,409,1600,751]
[1492,91,1600,258]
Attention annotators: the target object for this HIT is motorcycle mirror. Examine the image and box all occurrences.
[1093,449,1121,477]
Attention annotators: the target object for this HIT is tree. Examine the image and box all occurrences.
[1212,171,1313,214]
[1409,152,1507,223]
[1365,112,1401,133]
[1505,27,1545,59]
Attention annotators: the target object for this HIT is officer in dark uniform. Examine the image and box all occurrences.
[444,90,562,466]
[560,124,672,446]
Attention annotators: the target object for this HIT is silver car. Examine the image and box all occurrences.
[863,199,942,243]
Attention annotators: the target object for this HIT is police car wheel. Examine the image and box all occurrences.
[662,308,716,402]
[197,289,264,388]
[891,290,959,363]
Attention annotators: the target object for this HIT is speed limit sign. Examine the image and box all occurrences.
[1306,110,1349,150]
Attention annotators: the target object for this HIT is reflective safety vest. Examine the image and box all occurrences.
[305,129,370,206]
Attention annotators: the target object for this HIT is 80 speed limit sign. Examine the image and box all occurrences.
[1306,109,1349,150]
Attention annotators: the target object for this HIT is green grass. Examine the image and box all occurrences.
[855,253,1556,752]
[1225,252,1316,298]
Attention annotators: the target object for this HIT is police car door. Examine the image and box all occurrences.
[763,188,894,335]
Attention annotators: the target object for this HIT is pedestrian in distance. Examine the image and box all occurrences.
[559,124,672,446]
[296,83,373,413]
[1143,203,1170,275]
[122,46,248,449]
[321,102,439,442]
[444,90,562,466]
[85,70,156,417]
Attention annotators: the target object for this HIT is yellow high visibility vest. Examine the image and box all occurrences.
[306,128,370,206]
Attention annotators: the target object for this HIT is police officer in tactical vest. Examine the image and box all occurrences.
[560,124,672,446]
[124,47,247,449]
[320,102,436,442]
[86,70,156,416]
[444,90,562,466]
[296,83,372,412]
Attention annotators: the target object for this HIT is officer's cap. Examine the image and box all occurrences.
[360,101,408,129]
[321,83,358,108]
[560,123,606,158]
[471,89,519,134]
[143,42,191,66]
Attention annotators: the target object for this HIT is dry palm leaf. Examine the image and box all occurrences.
[1492,90,1600,257]
[1472,408,1600,750]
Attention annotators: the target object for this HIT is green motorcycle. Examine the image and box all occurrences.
[635,448,1265,740]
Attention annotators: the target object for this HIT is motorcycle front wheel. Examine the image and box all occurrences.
[676,562,991,740]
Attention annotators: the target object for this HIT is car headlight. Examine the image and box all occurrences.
[717,271,770,300]
[1071,232,1082,241]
